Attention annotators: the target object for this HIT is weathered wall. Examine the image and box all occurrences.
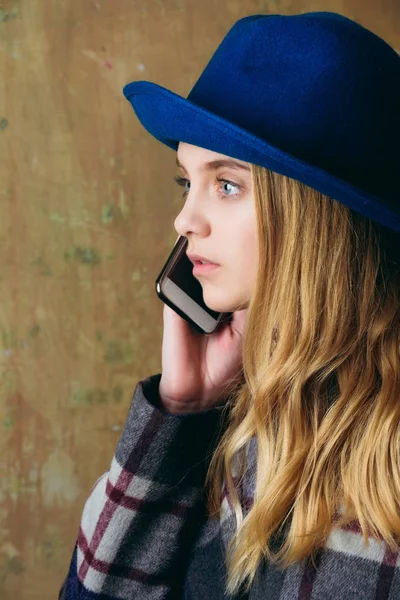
[0,1,398,598]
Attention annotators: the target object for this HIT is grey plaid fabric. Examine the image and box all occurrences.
[60,373,400,599]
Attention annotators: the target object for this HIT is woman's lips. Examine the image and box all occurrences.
[192,262,220,275]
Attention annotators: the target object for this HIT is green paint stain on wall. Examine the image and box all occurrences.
[2,328,16,349]
[1,556,24,579]
[71,387,107,406]
[3,414,14,430]
[101,203,114,224]
[101,195,130,224]
[0,117,9,131]
[71,388,84,406]
[104,341,123,363]
[104,341,133,364]
[84,389,108,405]
[0,7,19,23]
[70,384,125,407]
[49,213,67,224]
[64,246,101,265]
[39,539,54,561]
[29,256,53,276]
[30,324,41,338]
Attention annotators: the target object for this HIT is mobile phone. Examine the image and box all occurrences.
[155,235,233,335]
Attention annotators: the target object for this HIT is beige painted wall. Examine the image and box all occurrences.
[0,0,399,598]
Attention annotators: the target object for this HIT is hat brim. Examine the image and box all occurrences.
[123,80,400,233]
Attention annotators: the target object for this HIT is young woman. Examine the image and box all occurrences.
[59,11,400,600]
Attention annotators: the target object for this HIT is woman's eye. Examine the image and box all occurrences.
[173,176,190,196]
[173,176,241,198]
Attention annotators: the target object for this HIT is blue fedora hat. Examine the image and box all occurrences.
[123,12,400,233]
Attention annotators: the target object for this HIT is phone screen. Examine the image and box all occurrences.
[168,242,221,319]
[155,235,232,334]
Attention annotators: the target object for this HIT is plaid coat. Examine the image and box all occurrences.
[59,373,400,599]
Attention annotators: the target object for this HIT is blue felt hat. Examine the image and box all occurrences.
[123,12,400,233]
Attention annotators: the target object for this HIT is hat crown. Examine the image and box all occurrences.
[123,11,400,231]
[188,12,400,205]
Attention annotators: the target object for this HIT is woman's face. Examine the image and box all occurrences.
[173,142,258,313]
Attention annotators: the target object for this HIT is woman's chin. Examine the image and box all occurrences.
[203,295,248,314]
[203,299,231,313]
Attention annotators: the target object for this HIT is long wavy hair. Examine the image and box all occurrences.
[205,164,400,596]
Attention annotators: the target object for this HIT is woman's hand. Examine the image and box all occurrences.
[159,301,247,413]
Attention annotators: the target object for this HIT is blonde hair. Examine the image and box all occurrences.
[205,164,400,596]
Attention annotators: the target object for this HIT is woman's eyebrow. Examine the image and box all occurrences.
[176,157,251,173]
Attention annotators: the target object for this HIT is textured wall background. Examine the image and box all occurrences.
[0,1,399,598]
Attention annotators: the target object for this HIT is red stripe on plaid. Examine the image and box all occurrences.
[342,519,398,545]
[342,519,367,535]
[221,475,254,518]
[105,478,193,518]
[78,409,166,583]
[77,524,170,586]
[78,526,93,570]
[298,550,323,600]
